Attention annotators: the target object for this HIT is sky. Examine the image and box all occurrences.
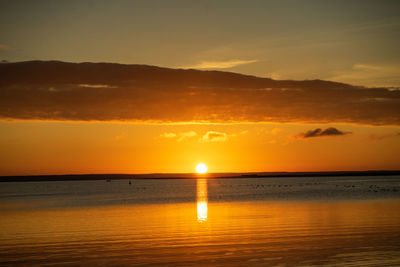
[1,0,400,86]
[0,0,399,175]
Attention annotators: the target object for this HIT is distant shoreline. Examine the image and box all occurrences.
[1,170,400,182]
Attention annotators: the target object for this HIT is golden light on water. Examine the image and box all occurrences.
[196,178,208,222]
[195,163,208,174]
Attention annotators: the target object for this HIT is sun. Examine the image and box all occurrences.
[196,163,208,174]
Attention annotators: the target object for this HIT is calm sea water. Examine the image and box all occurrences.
[1,176,400,266]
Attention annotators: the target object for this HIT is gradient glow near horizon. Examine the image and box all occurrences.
[0,0,400,176]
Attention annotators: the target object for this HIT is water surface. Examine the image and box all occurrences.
[1,176,400,266]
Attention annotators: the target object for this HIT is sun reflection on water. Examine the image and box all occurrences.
[196,178,208,222]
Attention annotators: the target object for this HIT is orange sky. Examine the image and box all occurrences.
[0,61,399,175]
[1,120,399,175]
[1,1,400,176]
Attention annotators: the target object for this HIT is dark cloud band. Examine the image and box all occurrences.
[298,128,351,138]
[1,61,399,125]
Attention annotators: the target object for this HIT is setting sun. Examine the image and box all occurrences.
[1,1,400,266]
[195,163,208,174]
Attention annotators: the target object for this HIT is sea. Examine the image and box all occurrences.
[1,175,400,266]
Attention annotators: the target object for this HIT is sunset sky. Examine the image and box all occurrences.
[0,0,399,175]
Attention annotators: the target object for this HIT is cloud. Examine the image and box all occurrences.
[160,132,177,139]
[201,131,228,142]
[1,61,400,125]
[78,84,116,88]
[178,131,197,142]
[297,127,351,138]
[229,130,248,137]
[160,131,196,141]
[330,63,400,87]
[182,59,258,69]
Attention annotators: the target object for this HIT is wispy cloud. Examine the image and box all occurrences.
[160,131,197,141]
[178,131,197,142]
[297,128,351,139]
[201,131,228,142]
[161,130,246,142]
[160,132,177,139]
[229,130,248,137]
[330,63,400,87]
[78,84,116,89]
[183,59,258,69]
